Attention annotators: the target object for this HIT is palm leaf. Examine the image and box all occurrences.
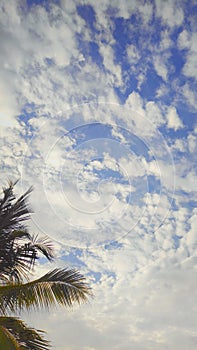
[0,182,55,282]
[30,235,54,262]
[0,317,50,350]
[0,232,54,283]
[0,182,33,233]
[0,325,20,350]
[0,268,92,314]
[0,182,92,348]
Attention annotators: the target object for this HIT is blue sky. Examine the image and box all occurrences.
[0,0,197,349]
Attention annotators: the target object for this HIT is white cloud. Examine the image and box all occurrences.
[125,91,145,117]
[153,55,168,81]
[181,32,197,80]
[181,83,197,110]
[138,2,153,24]
[159,29,173,51]
[126,44,140,64]
[156,84,169,98]
[99,43,122,87]
[22,251,197,350]
[166,106,184,131]
[175,171,197,194]
[0,0,122,126]
[0,1,196,349]
[136,72,146,90]
[124,92,166,133]
[171,138,187,153]
[145,101,164,127]
[187,133,197,153]
[177,28,197,81]
[177,29,191,50]
[111,126,127,144]
[186,208,197,254]
[155,0,184,27]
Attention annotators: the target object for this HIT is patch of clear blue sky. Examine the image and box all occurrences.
[64,123,152,162]
[61,250,86,268]
[138,69,163,100]
[77,4,96,32]
[76,37,104,68]
[87,271,102,283]
[76,4,103,67]
[147,175,161,193]
[86,166,125,182]
[18,103,38,139]
[44,57,55,66]
[26,0,60,10]
[112,13,164,102]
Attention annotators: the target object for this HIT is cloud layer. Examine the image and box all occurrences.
[0,0,197,349]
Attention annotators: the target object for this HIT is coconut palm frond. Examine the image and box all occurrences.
[9,229,31,240]
[0,258,30,284]
[4,235,54,282]
[0,183,33,232]
[0,235,43,283]
[30,235,54,262]
[0,317,50,350]
[0,182,92,348]
[0,268,92,314]
[0,180,17,212]
[0,324,20,350]
[0,231,54,283]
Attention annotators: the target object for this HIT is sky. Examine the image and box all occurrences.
[0,0,197,349]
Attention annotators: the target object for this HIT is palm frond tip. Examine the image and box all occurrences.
[0,268,92,314]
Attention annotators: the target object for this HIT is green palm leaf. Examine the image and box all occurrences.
[0,232,54,283]
[0,181,92,348]
[0,325,20,350]
[30,235,54,262]
[0,268,92,314]
[0,181,33,232]
[0,181,54,282]
[0,317,50,350]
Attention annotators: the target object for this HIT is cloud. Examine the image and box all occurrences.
[126,44,140,64]
[186,208,197,253]
[171,138,187,153]
[166,106,184,131]
[0,0,121,125]
[22,250,197,350]
[125,92,145,117]
[181,83,197,111]
[99,43,122,87]
[153,55,169,81]
[145,101,164,127]
[0,81,21,126]
[0,1,196,349]
[177,29,191,50]
[187,133,197,153]
[181,32,197,80]
[155,0,184,27]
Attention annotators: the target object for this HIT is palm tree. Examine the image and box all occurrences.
[0,181,92,349]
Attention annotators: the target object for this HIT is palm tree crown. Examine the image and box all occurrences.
[0,181,92,349]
